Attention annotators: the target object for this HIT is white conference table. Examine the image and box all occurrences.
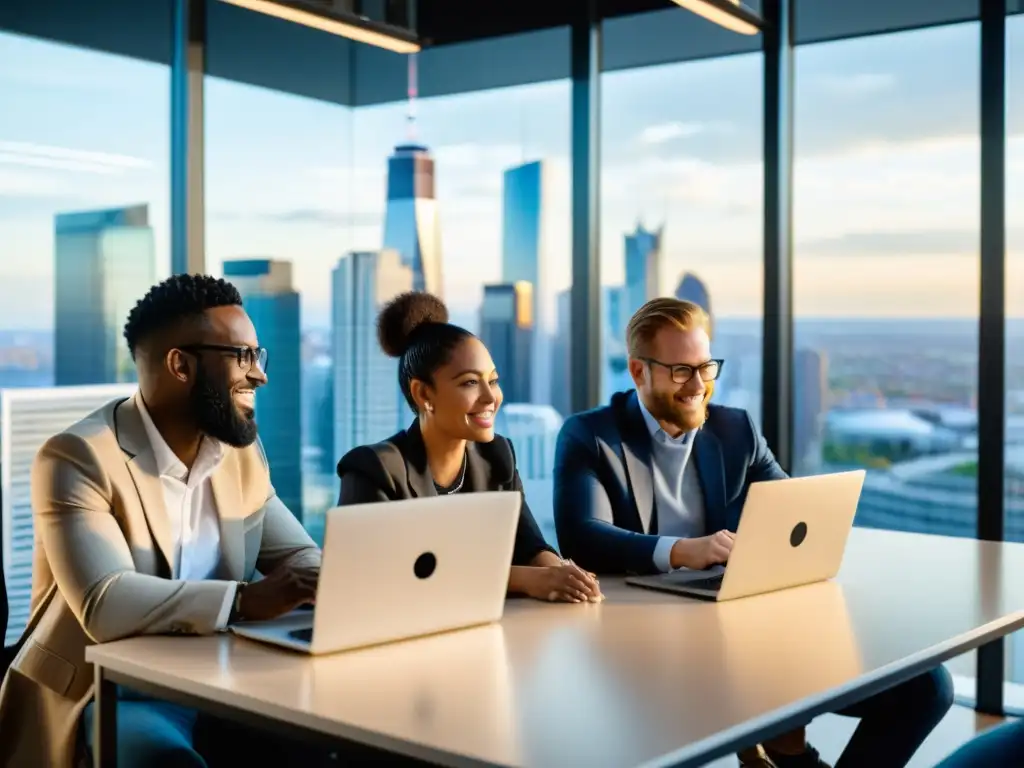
[87,528,1024,768]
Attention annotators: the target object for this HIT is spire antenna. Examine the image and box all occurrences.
[406,53,418,141]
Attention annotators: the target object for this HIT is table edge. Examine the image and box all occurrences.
[638,612,1024,768]
[85,613,1024,768]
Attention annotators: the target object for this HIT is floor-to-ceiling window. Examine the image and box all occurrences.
[1004,8,1024,706]
[792,21,981,692]
[206,29,571,545]
[0,31,170,644]
[599,41,764,425]
[204,77,354,541]
[349,74,571,546]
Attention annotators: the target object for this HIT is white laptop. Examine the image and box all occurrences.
[626,470,865,601]
[230,491,521,654]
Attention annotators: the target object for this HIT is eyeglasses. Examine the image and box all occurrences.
[641,357,724,384]
[178,344,269,374]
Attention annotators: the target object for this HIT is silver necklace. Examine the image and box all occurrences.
[438,452,467,494]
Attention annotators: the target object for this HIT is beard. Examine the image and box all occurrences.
[645,388,710,433]
[190,361,259,447]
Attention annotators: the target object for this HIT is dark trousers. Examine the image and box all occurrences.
[933,718,1024,767]
[831,665,955,767]
[81,695,426,767]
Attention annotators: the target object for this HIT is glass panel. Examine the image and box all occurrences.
[793,23,981,698]
[206,60,571,547]
[346,78,573,548]
[348,78,572,546]
[204,78,354,544]
[599,52,765,423]
[0,32,170,644]
[1004,11,1024,709]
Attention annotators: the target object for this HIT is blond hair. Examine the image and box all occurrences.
[626,297,711,358]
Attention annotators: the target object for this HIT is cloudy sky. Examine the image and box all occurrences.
[0,18,1022,330]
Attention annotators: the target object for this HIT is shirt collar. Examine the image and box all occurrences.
[636,394,696,447]
[135,392,223,482]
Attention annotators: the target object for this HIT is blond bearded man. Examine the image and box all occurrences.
[553,298,952,768]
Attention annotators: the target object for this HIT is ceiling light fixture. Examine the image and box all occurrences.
[218,0,421,54]
[671,0,764,35]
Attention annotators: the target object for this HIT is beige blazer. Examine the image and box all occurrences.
[0,395,321,768]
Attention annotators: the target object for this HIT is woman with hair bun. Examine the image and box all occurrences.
[336,291,602,604]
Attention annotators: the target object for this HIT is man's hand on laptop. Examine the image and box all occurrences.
[236,566,319,622]
[669,530,734,571]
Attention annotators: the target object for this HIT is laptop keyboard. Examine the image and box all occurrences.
[687,575,724,591]
[289,627,313,643]
[666,573,724,591]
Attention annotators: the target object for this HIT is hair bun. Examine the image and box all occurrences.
[377,291,450,357]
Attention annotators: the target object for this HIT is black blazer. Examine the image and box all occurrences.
[336,422,557,567]
[554,390,787,575]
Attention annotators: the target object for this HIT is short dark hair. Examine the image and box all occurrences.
[123,274,243,359]
[377,292,474,411]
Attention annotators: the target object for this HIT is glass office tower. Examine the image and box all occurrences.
[54,205,156,386]
[223,259,303,520]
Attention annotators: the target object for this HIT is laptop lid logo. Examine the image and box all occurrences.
[414,552,437,579]
[790,522,808,547]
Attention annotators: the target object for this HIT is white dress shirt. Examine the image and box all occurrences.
[636,398,707,573]
[136,395,237,629]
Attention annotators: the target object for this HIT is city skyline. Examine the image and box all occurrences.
[5,15,1024,684]
[0,21,1022,332]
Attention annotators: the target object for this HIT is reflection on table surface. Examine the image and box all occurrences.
[87,529,1024,768]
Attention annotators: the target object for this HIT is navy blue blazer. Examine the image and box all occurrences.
[553,390,787,575]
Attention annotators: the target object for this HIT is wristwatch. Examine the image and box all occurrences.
[229,581,248,624]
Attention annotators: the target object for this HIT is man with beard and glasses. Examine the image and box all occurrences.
[0,275,323,768]
[553,298,953,768]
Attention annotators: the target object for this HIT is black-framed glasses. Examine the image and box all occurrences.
[641,357,724,384]
[179,344,269,374]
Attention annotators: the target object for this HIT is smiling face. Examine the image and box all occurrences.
[172,305,268,447]
[628,324,715,436]
[414,336,502,443]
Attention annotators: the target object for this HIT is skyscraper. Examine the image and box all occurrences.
[794,348,828,471]
[494,403,564,543]
[303,354,335,476]
[2,383,137,645]
[624,222,663,316]
[54,204,156,386]
[480,282,534,404]
[502,160,556,405]
[332,250,413,464]
[382,144,442,297]
[550,288,572,416]
[602,286,631,404]
[676,272,714,338]
[223,259,303,520]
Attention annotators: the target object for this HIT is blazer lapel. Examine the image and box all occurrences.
[620,393,656,534]
[694,428,727,533]
[402,421,438,498]
[463,442,496,492]
[210,454,246,580]
[115,396,176,574]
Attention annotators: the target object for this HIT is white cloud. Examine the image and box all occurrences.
[595,131,1024,318]
[0,141,151,175]
[637,122,706,146]
[815,73,897,97]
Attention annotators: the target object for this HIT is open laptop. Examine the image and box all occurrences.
[230,491,521,654]
[626,469,865,601]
